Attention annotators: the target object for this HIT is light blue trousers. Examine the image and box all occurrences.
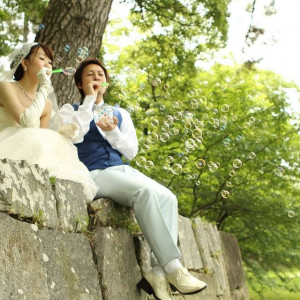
[90,165,181,267]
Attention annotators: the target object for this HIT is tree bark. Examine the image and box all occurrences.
[35,0,114,106]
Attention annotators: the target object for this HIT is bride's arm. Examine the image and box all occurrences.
[0,81,27,123]
[0,68,51,128]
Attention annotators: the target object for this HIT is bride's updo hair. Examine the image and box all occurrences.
[13,43,54,81]
[74,58,110,99]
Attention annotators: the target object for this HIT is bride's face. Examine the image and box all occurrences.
[24,47,53,76]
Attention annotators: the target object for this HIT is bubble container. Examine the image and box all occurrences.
[94,104,114,124]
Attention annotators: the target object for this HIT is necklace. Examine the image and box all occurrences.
[15,81,34,102]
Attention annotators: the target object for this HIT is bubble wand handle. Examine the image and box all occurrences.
[52,69,63,73]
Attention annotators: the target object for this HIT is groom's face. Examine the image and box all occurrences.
[80,64,107,100]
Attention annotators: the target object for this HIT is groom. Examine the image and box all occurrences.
[58,58,207,300]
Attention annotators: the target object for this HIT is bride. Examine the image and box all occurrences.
[0,42,98,200]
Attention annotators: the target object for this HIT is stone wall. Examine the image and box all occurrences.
[0,159,249,300]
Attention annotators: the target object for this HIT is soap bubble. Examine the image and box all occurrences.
[195,159,205,169]
[127,106,134,113]
[208,164,218,172]
[195,181,201,185]
[244,122,251,128]
[249,116,255,123]
[147,132,159,143]
[192,129,202,138]
[236,135,243,141]
[164,115,174,125]
[62,67,76,75]
[76,55,84,64]
[274,167,284,176]
[231,115,237,121]
[288,210,295,218]
[220,116,227,123]
[164,84,169,90]
[256,138,261,143]
[151,119,159,127]
[174,112,183,120]
[166,156,173,163]
[63,44,71,52]
[187,91,195,97]
[221,190,230,198]
[38,24,45,31]
[185,139,196,148]
[220,125,227,131]
[171,164,182,175]
[206,102,213,110]
[191,99,198,106]
[164,92,170,98]
[144,160,154,170]
[136,156,146,167]
[77,46,89,57]
[169,128,179,135]
[161,123,170,132]
[160,132,170,142]
[160,105,166,111]
[249,152,256,159]
[229,170,236,177]
[152,77,161,86]
[56,56,63,63]
[223,138,231,147]
[233,159,243,168]
[226,181,232,187]
[221,104,229,112]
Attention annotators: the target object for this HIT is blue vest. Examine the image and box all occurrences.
[73,103,124,171]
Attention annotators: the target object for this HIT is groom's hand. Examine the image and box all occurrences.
[96,116,118,131]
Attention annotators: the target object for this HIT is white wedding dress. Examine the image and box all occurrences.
[0,106,98,200]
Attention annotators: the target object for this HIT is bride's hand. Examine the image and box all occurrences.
[37,67,52,86]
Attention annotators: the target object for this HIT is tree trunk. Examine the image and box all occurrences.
[35,0,114,106]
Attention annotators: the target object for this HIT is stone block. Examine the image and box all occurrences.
[54,178,90,232]
[37,227,102,299]
[178,216,203,270]
[219,231,248,296]
[193,217,214,273]
[89,198,140,233]
[0,213,50,299]
[193,218,231,298]
[133,235,152,274]
[0,159,59,228]
[92,226,142,300]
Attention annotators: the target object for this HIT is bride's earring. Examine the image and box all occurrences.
[24,66,27,71]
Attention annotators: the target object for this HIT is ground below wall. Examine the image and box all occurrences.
[0,159,249,300]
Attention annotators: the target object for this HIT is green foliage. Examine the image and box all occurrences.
[49,175,56,187]
[103,20,300,291]
[33,210,46,229]
[0,0,48,56]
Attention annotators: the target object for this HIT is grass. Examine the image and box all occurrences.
[249,271,300,300]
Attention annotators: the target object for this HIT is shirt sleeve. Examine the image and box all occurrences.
[57,95,95,144]
[104,108,138,160]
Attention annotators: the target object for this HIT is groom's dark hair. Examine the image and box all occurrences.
[74,58,110,99]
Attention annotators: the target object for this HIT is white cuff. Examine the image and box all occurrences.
[81,95,96,110]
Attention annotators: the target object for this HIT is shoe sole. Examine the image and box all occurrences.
[137,277,161,300]
[170,283,207,295]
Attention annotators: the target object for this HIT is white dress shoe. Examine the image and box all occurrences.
[166,267,207,295]
[137,270,173,300]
